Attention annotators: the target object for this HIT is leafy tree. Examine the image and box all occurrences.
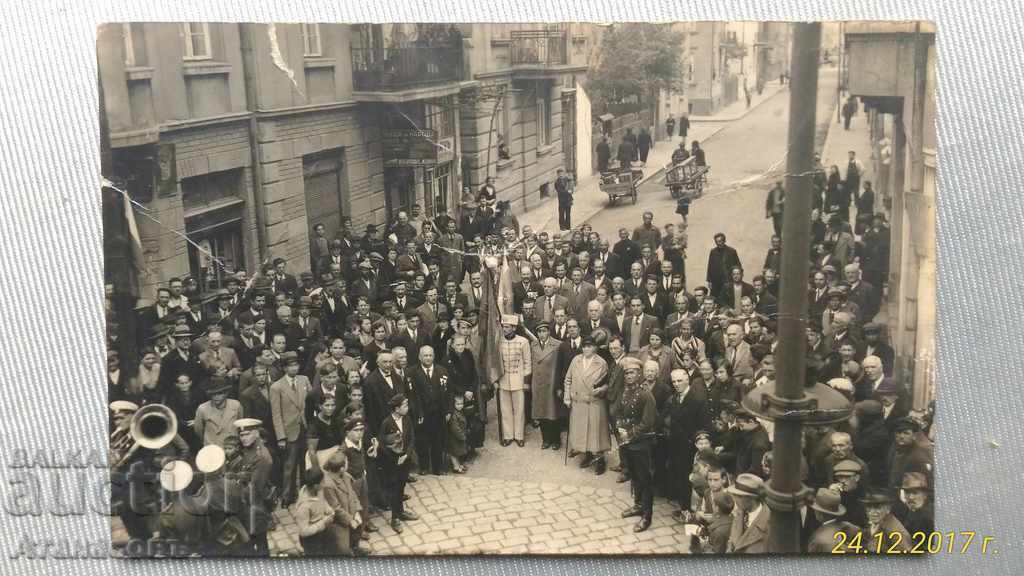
[586,24,687,112]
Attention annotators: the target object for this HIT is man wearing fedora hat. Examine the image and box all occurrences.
[893,469,934,535]
[194,377,243,448]
[270,351,310,506]
[807,488,859,553]
[287,295,322,363]
[725,473,769,553]
[158,325,204,398]
[860,489,911,552]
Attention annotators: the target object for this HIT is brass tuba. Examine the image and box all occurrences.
[111,404,178,470]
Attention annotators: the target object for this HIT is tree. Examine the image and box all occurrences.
[586,24,687,115]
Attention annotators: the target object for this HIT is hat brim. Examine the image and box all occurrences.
[725,485,759,498]
[809,502,846,517]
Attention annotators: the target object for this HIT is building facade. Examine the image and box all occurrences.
[99,22,592,304]
[845,22,937,409]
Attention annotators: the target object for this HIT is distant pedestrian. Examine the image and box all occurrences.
[596,136,611,172]
[637,128,653,165]
[691,141,706,167]
[744,84,752,109]
[679,115,690,140]
[842,98,856,130]
[765,180,785,236]
[623,128,638,163]
[617,136,635,170]
[666,115,676,139]
[555,168,573,231]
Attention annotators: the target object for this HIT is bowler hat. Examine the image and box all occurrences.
[726,473,764,498]
[809,488,846,517]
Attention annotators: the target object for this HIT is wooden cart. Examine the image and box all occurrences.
[599,165,641,206]
[665,156,710,200]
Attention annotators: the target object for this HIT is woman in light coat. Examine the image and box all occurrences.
[564,337,610,474]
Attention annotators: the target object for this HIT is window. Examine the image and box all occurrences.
[122,24,135,66]
[302,23,322,57]
[424,162,452,216]
[181,169,243,213]
[536,84,551,146]
[182,23,211,60]
[424,98,454,140]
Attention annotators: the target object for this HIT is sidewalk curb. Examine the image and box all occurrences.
[524,84,788,234]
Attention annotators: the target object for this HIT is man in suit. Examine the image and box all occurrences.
[664,293,694,343]
[806,488,859,553]
[350,261,379,309]
[379,393,419,532]
[726,473,769,553]
[718,266,755,310]
[588,258,613,294]
[269,351,309,505]
[724,323,755,379]
[271,258,298,297]
[607,292,631,337]
[555,319,583,399]
[862,324,895,377]
[139,287,175,342]
[640,276,671,320]
[535,278,569,326]
[309,223,330,277]
[391,280,419,314]
[844,263,881,323]
[581,300,618,338]
[286,296,322,365]
[808,270,831,320]
[414,287,447,335]
[199,329,242,384]
[763,234,782,273]
[596,239,625,281]
[613,228,641,277]
[623,262,646,300]
[751,276,778,320]
[362,353,404,440]
[623,296,659,354]
[463,271,485,313]
[159,326,204,397]
[512,265,540,314]
[407,346,451,474]
[562,267,598,321]
[396,314,430,359]
[636,244,661,279]
[706,233,742,298]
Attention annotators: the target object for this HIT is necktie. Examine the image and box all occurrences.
[593,321,598,330]
[427,367,432,379]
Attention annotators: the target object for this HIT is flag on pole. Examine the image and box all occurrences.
[476,260,505,394]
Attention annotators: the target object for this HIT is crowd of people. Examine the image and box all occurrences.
[106,154,932,556]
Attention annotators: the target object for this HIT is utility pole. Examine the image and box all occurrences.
[836,22,843,124]
[770,21,821,553]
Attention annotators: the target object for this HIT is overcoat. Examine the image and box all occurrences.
[564,354,610,453]
[530,337,563,420]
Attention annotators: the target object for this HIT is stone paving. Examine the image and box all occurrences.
[268,473,693,556]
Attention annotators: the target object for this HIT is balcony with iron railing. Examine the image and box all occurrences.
[351,43,463,91]
[510,29,568,66]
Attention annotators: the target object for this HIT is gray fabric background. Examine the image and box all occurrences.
[0,0,1014,573]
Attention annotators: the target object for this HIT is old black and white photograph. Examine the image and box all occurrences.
[98,21,937,557]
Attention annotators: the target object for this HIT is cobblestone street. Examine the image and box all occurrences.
[268,403,694,556]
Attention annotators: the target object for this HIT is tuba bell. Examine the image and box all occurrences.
[111,404,178,470]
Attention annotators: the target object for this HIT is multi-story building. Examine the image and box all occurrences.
[845,21,937,409]
[756,22,791,85]
[98,22,591,303]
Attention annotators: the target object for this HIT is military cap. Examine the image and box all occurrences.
[726,473,764,498]
[500,314,519,326]
[369,252,384,262]
[694,430,712,444]
[826,287,846,299]
[233,418,262,432]
[281,351,300,366]
[195,445,226,474]
[534,320,550,331]
[160,460,194,493]
[388,393,408,410]
[109,400,139,414]
[580,336,597,348]
[833,459,864,476]
[621,357,643,372]
[358,260,374,270]
[810,488,846,517]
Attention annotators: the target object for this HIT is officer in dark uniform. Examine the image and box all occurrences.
[229,418,275,556]
[194,444,252,556]
[614,357,658,532]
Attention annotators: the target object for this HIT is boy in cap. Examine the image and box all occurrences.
[379,394,419,532]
